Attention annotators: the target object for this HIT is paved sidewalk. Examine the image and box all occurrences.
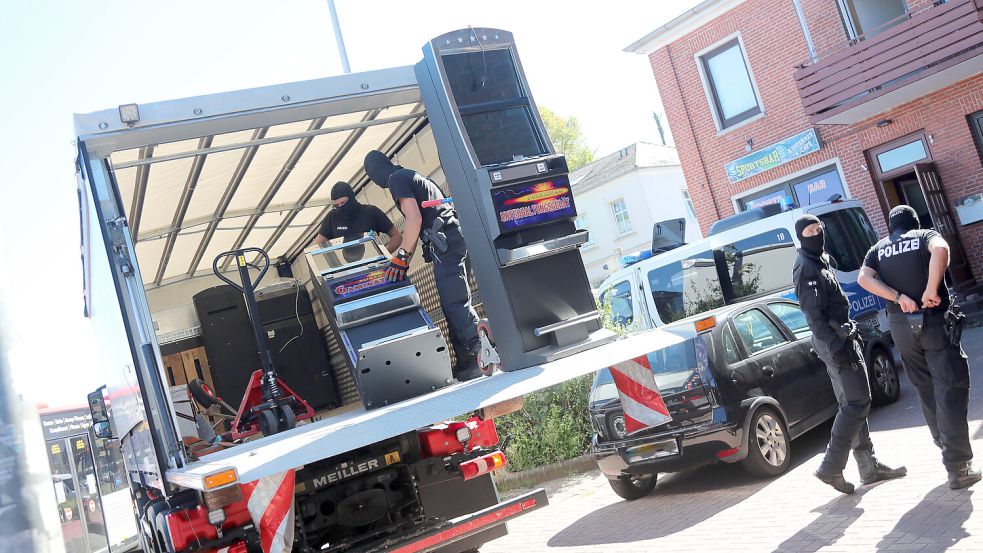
[485,326,983,553]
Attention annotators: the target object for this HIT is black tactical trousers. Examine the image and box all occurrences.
[816,338,875,473]
[431,226,480,369]
[888,312,973,469]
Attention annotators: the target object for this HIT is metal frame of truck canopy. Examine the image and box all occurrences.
[75,62,685,497]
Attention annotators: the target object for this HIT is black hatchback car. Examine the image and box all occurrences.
[591,298,899,500]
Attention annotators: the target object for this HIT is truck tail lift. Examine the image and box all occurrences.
[77,27,684,553]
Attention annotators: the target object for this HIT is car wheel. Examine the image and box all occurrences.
[867,347,900,406]
[607,474,657,500]
[741,408,791,478]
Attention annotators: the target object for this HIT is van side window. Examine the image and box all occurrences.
[715,228,796,303]
[601,281,634,326]
[647,250,723,324]
[819,208,878,272]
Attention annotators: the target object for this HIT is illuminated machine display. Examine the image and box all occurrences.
[305,236,453,409]
[416,28,615,370]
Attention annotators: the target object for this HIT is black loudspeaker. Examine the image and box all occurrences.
[193,285,339,411]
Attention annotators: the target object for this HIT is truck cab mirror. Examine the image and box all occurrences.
[93,421,113,440]
[87,386,113,438]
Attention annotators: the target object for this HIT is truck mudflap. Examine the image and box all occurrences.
[368,488,548,553]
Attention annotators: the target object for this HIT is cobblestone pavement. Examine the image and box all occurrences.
[484,326,983,553]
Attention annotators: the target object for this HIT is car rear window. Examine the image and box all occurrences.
[591,337,703,405]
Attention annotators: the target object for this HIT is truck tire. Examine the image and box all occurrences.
[741,408,790,478]
[607,474,657,500]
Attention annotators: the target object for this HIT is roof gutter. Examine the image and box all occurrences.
[624,0,745,55]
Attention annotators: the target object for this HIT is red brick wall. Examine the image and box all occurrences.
[648,0,983,283]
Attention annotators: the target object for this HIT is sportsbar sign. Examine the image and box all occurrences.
[726,129,820,183]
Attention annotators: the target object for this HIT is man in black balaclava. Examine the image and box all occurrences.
[859,206,978,489]
[363,150,483,381]
[315,181,401,253]
[793,214,906,494]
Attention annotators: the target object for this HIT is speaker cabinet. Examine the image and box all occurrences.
[193,285,339,411]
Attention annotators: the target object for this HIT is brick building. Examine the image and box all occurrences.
[627,0,983,290]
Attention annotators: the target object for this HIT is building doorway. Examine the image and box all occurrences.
[867,132,974,288]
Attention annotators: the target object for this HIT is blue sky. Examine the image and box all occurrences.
[0,0,699,407]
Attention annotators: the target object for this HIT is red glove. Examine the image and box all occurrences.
[385,251,410,282]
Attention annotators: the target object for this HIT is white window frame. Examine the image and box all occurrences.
[610,199,633,236]
[695,32,765,134]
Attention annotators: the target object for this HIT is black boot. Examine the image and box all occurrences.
[452,351,482,382]
[854,451,907,485]
[814,469,855,494]
[947,462,982,490]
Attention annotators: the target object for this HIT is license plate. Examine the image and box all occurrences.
[857,316,879,329]
[627,439,679,463]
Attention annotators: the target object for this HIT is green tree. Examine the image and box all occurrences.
[539,107,595,171]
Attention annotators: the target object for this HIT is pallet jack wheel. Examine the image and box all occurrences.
[277,404,296,431]
[477,320,501,377]
[188,379,219,409]
[258,409,279,437]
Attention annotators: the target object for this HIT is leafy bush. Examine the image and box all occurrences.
[495,374,595,472]
[495,299,628,472]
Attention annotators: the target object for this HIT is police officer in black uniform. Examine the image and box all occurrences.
[793,214,906,494]
[362,150,483,381]
[858,205,979,489]
[314,181,402,253]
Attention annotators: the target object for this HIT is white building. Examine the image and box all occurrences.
[571,142,702,287]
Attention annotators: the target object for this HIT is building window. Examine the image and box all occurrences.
[875,139,928,175]
[699,38,762,130]
[737,166,845,211]
[970,110,983,167]
[682,190,697,219]
[575,215,595,247]
[610,199,632,235]
[837,0,908,41]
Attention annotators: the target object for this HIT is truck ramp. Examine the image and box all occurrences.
[165,328,682,490]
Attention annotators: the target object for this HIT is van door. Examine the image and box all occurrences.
[817,207,886,327]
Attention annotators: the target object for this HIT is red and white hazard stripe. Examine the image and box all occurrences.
[241,470,295,553]
[609,356,672,434]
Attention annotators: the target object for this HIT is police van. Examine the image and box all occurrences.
[598,199,888,332]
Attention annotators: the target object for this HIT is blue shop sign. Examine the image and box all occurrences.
[793,167,844,206]
[726,129,820,183]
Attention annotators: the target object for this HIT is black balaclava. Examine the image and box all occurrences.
[364,150,396,189]
[888,205,920,234]
[795,214,825,256]
[331,181,359,219]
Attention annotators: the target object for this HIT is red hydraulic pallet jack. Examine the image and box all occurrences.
[212,247,315,439]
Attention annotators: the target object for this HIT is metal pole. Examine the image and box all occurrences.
[327,0,352,74]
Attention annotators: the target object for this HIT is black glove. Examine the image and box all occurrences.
[837,321,858,341]
[384,250,411,282]
[832,339,861,370]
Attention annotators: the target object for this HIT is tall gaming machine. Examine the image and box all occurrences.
[416,28,615,371]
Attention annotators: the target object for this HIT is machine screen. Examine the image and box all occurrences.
[492,175,576,233]
[442,48,547,166]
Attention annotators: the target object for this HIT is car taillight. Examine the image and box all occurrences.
[459,451,507,480]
